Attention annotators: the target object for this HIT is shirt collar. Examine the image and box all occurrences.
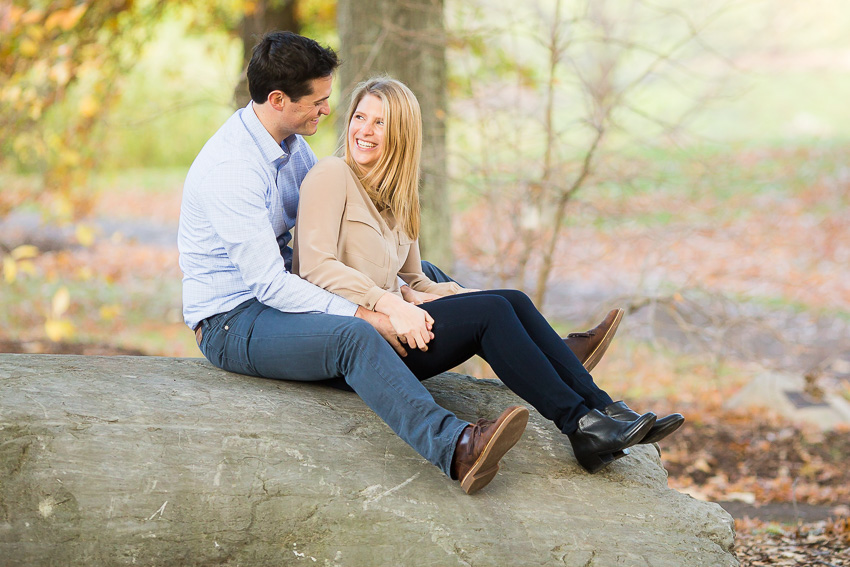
[242,101,307,165]
[281,133,304,157]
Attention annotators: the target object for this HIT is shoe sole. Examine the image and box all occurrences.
[583,309,624,373]
[582,449,629,474]
[460,406,529,494]
[641,414,685,444]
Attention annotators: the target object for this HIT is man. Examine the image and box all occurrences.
[178,31,621,493]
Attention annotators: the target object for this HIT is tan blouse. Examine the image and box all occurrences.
[293,156,462,310]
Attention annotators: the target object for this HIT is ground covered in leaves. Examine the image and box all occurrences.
[660,410,850,564]
[735,517,850,566]
[663,411,850,507]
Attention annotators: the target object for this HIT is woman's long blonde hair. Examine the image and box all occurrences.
[342,77,421,240]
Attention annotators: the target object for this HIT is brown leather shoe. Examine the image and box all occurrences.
[451,405,529,494]
[563,308,624,372]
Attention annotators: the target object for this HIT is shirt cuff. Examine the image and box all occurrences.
[326,294,359,317]
[362,287,389,311]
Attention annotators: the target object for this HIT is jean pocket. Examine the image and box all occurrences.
[197,317,223,367]
[222,331,255,376]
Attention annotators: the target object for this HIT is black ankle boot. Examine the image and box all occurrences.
[567,409,656,473]
[604,401,684,444]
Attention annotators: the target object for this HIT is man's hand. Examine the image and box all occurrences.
[355,306,408,357]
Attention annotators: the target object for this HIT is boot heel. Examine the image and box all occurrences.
[576,447,628,474]
[567,409,650,473]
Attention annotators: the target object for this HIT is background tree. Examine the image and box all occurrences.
[337,0,452,268]
[232,0,300,108]
[449,0,743,307]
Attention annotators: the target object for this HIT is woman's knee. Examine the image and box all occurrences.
[468,294,515,321]
[493,288,535,310]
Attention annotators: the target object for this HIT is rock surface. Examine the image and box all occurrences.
[0,354,738,566]
[725,370,850,430]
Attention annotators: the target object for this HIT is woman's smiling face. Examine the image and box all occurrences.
[347,94,385,173]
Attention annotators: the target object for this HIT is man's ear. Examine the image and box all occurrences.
[268,90,287,111]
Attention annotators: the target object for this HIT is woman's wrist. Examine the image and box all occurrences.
[374,291,405,315]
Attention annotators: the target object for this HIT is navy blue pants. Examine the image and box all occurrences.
[405,289,613,434]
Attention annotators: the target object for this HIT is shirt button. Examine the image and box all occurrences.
[224,325,229,330]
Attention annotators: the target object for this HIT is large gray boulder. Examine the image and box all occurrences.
[0,354,738,566]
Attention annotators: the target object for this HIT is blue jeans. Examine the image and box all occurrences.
[419,261,456,286]
[196,297,468,477]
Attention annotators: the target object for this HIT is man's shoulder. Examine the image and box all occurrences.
[200,111,259,161]
[185,113,266,187]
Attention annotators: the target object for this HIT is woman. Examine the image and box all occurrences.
[294,77,683,477]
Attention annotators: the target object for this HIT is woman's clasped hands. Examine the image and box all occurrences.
[374,292,434,351]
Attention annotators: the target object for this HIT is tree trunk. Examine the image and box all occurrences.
[232,0,300,109]
[338,0,452,268]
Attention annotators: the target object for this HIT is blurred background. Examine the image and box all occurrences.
[2,0,849,561]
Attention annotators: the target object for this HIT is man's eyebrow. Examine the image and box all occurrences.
[312,94,330,103]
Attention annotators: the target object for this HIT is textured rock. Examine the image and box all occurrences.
[0,354,738,566]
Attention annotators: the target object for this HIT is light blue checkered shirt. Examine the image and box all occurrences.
[178,102,358,329]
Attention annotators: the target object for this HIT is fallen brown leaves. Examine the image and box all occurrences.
[663,409,850,565]
[736,517,850,566]
[663,408,850,506]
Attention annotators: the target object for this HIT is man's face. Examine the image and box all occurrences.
[279,75,333,137]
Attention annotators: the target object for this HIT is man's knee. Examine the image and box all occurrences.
[336,317,385,350]
[333,317,403,378]
[420,261,456,284]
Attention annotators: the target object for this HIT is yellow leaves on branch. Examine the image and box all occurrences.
[5,3,89,34]
[51,286,71,318]
[99,303,122,322]
[2,244,39,283]
[75,223,96,247]
[3,246,79,343]
[11,244,39,261]
[78,94,99,118]
[242,1,258,16]
[2,1,134,222]
[45,286,75,342]
[45,319,75,342]
[17,38,39,58]
[44,3,89,32]
[2,256,16,284]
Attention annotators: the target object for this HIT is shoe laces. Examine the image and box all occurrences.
[474,418,495,429]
